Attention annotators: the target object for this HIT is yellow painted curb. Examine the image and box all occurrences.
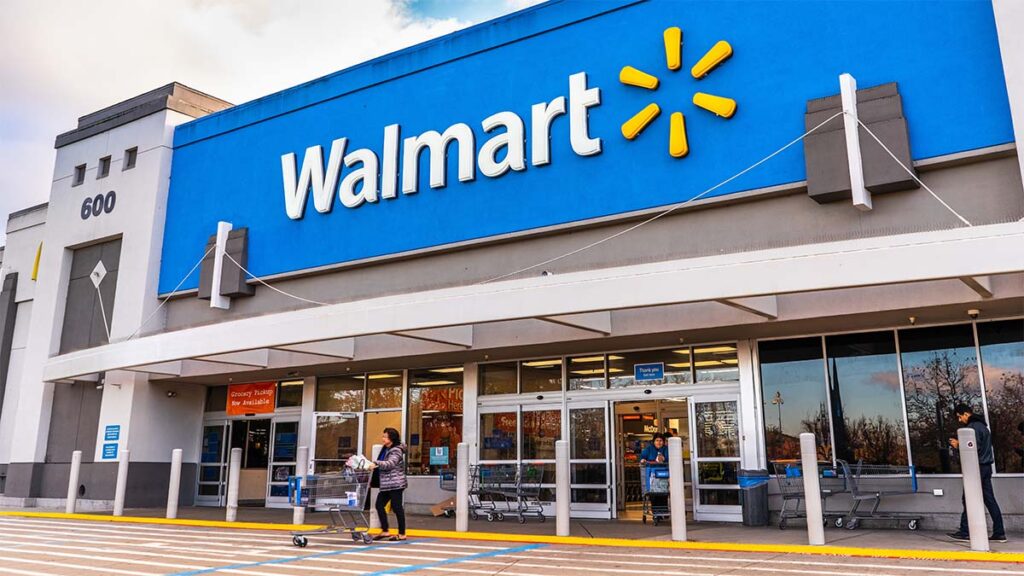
[2,511,1020,564]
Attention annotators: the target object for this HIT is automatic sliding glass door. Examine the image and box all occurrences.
[568,402,611,518]
[691,396,742,521]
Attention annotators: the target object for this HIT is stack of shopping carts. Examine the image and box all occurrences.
[641,464,671,526]
[771,460,848,530]
[288,467,373,547]
[464,464,547,523]
[837,460,921,531]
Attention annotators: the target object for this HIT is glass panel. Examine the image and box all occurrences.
[198,484,221,496]
[977,319,1024,474]
[522,410,560,460]
[758,338,832,461]
[900,324,982,474]
[201,425,225,464]
[699,489,740,506]
[521,358,563,393]
[698,461,738,485]
[199,465,221,482]
[272,422,298,462]
[316,376,364,412]
[480,362,517,395]
[276,380,303,408]
[270,465,294,483]
[480,412,517,460]
[408,367,464,475]
[364,411,402,463]
[572,488,608,503]
[693,344,740,383]
[694,401,739,458]
[205,386,227,412]
[522,462,556,484]
[366,372,402,409]
[244,419,271,469]
[314,461,345,474]
[608,348,693,388]
[567,354,607,390]
[314,415,360,462]
[570,408,606,459]
[825,331,908,466]
[571,463,607,484]
[269,485,290,498]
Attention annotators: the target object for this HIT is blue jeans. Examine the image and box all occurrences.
[959,464,1005,537]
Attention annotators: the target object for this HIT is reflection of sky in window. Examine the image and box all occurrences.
[760,359,827,437]
[829,353,904,425]
[979,341,1024,391]
[900,347,980,397]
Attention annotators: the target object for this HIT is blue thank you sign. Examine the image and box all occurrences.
[635,362,665,381]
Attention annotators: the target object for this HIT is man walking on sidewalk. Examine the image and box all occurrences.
[947,403,1007,543]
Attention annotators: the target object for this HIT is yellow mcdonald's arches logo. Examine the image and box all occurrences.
[619,27,736,158]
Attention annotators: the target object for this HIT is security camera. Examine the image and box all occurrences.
[908,316,917,326]
[967,309,980,320]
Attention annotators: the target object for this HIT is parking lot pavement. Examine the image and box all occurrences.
[0,516,1021,576]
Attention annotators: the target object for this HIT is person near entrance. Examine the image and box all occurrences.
[368,427,408,541]
[639,433,669,512]
[947,404,1007,543]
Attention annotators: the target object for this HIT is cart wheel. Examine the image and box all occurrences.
[539,515,547,523]
[908,520,919,531]
[823,517,829,527]
[443,510,453,518]
[518,515,526,524]
[362,533,374,544]
[834,517,844,528]
[642,515,648,525]
[653,517,661,527]
[351,532,360,541]
[497,513,505,521]
[778,520,786,530]
[486,513,495,522]
[846,519,859,530]
[292,536,308,548]
[470,512,478,521]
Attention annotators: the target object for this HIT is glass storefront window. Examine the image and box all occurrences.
[977,319,1024,474]
[205,386,227,412]
[758,338,832,461]
[316,376,365,412]
[480,362,517,395]
[608,348,693,388]
[694,401,739,458]
[522,410,560,460]
[567,354,608,390]
[314,414,360,474]
[521,358,562,393]
[900,324,982,474]
[366,372,403,409]
[480,412,517,460]
[693,345,740,383]
[407,367,463,475]
[825,332,908,466]
[276,380,304,408]
[570,408,606,459]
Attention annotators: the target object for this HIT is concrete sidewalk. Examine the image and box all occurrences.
[13,505,1020,555]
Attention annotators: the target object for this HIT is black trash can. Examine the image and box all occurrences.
[738,468,770,526]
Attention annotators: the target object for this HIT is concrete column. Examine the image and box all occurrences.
[293,445,308,525]
[369,444,382,529]
[799,433,825,545]
[456,442,469,532]
[166,448,182,519]
[113,449,130,516]
[667,436,687,541]
[956,427,990,552]
[225,447,242,522]
[555,439,569,536]
[65,450,82,514]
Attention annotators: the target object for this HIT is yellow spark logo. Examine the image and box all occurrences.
[619,27,737,158]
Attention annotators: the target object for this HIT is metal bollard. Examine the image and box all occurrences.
[799,433,825,545]
[555,440,570,536]
[167,449,182,519]
[957,427,990,552]
[113,449,130,516]
[456,443,469,532]
[369,444,383,529]
[66,450,82,514]
[225,447,242,522]
[667,436,687,541]
[293,446,308,525]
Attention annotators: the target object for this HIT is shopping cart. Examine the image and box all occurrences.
[771,460,848,530]
[438,468,457,518]
[641,464,671,526]
[288,467,373,547]
[473,464,518,521]
[512,463,547,524]
[837,460,921,530]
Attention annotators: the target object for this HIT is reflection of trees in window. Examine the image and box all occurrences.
[759,338,832,461]
[900,324,982,474]
[797,402,833,461]
[978,319,1024,474]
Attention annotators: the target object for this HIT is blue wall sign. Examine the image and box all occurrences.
[429,446,450,466]
[635,362,665,381]
[160,0,1011,294]
[104,425,120,442]
[101,443,118,460]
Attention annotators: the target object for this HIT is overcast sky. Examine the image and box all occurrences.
[0,0,541,245]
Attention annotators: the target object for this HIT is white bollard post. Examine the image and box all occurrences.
[166,449,182,519]
[667,437,687,541]
[957,427,990,552]
[456,443,469,532]
[555,440,570,536]
[799,433,825,545]
[292,446,308,525]
[225,447,242,522]
[66,450,82,514]
[113,449,130,516]
[369,444,383,529]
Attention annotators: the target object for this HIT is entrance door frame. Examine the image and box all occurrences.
[266,415,301,509]
[196,419,231,507]
[689,392,743,522]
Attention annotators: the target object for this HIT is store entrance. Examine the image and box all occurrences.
[613,399,691,519]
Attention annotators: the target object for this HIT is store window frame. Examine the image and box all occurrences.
[406,365,464,477]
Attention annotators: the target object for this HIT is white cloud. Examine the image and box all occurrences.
[0,0,490,243]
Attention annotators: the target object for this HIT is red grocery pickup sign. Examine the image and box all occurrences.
[226,382,277,415]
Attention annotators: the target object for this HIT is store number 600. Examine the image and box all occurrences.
[81,191,116,220]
